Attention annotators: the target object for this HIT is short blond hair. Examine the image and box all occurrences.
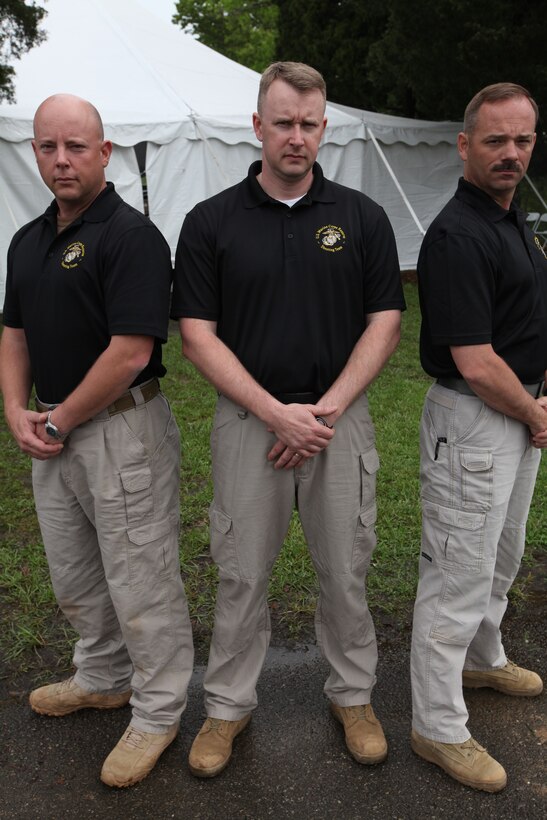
[257,62,326,115]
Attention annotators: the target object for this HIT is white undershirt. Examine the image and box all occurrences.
[277,196,305,208]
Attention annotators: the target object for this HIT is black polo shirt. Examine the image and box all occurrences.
[172,161,404,397]
[418,178,547,382]
[3,183,172,404]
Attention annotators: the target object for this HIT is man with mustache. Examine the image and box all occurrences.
[0,94,194,788]
[172,62,405,776]
[411,83,546,792]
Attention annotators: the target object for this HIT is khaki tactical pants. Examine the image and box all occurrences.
[32,388,194,734]
[203,393,380,719]
[411,383,540,742]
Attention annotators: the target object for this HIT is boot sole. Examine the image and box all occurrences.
[189,758,231,778]
[188,714,252,778]
[410,734,507,793]
[462,679,543,697]
[348,746,388,765]
[30,695,131,717]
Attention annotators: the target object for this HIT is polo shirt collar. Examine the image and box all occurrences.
[455,177,524,227]
[243,160,335,208]
[42,181,122,229]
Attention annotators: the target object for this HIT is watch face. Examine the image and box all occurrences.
[45,421,59,439]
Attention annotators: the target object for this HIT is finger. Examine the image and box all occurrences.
[312,404,337,419]
[274,449,303,470]
[267,440,286,461]
[24,439,63,457]
[275,450,298,470]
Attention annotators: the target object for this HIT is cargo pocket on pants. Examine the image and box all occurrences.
[209,503,241,579]
[352,448,380,573]
[126,516,175,587]
[459,449,493,511]
[120,466,154,527]
[422,499,485,574]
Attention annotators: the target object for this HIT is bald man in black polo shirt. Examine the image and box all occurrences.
[0,94,193,788]
[172,62,405,777]
[411,83,547,793]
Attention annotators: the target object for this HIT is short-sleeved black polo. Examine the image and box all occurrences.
[171,162,404,397]
[3,183,172,404]
[419,177,547,382]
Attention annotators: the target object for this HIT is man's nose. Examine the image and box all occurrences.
[502,140,520,160]
[289,125,304,145]
[55,146,69,165]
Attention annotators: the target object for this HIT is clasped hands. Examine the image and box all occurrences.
[9,409,63,460]
[266,402,337,470]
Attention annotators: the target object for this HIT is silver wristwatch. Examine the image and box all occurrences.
[45,411,67,441]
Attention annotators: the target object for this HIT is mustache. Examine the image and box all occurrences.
[492,160,521,172]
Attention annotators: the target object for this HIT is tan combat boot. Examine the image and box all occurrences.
[330,703,388,764]
[30,676,131,716]
[463,660,543,696]
[189,715,252,777]
[411,729,507,792]
[101,723,179,787]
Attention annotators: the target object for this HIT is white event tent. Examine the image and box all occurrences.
[0,0,464,305]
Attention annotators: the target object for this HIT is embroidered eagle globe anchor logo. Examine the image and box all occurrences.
[61,241,85,269]
[315,224,346,252]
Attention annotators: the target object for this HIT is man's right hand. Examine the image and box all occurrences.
[6,408,64,460]
[266,402,336,467]
[530,396,547,448]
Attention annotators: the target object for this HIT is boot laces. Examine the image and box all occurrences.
[123,727,145,749]
[207,718,226,734]
[58,677,77,694]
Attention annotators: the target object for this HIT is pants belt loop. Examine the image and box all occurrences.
[130,382,147,407]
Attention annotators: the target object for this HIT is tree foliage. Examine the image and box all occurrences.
[173,0,278,73]
[275,0,389,112]
[173,0,546,123]
[0,0,46,102]
[172,0,547,187]
[275,0,546,122]
[365,0,546,121]
[275,0,547,189]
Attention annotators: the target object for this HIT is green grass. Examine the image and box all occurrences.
[1,282,546,674]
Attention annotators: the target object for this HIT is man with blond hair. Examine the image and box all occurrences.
[172,62,405,776]
[0,94,193,788]
[412,82,546,792]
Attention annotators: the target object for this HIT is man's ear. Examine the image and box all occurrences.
[252,112,263,143]
[457,131,469,162]
[101,140,113,167]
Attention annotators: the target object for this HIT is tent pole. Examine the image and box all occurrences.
[524,173,547,212]
[366,126,426,236]
[191,116,232,188]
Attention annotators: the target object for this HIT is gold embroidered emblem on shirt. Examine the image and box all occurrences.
[61,241,85,269]
[315,225,346,253]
